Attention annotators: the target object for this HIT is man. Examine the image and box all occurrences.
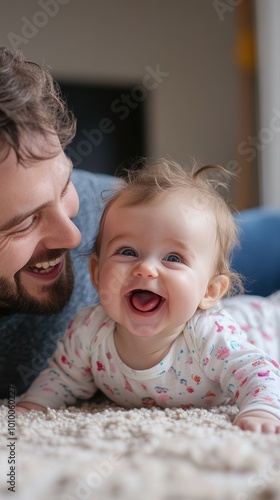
[0,47,115,398]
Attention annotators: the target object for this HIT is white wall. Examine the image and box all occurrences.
[255,0,280,207]
[0,0,238,173]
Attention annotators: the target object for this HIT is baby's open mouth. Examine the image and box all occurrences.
[127,290,164,312]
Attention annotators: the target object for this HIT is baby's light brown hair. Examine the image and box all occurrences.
[94,158,243,296]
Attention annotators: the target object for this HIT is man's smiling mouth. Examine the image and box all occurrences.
[127,289,164,312]
[25,257,63,275]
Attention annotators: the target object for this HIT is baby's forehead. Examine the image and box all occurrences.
[104,191,218,236]
[110,186,217,214]
[96,188,219,256]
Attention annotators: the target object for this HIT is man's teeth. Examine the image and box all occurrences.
[33,257,61,271]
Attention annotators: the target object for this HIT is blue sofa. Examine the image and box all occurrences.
[231,208,280,297]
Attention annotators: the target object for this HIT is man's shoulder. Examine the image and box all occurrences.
[72,169,116,200]
[71,169,116,246]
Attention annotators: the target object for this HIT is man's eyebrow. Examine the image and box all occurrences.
[0,162,73,233]
[0,203,51,233]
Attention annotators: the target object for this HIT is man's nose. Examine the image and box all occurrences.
[40,211,82,250]
[132,259,159,279]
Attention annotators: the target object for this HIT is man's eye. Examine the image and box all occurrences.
[15,216,38,234]
[164,253,182,263]
[118,247,137,257]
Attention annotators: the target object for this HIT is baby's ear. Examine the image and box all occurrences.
[88,254,100,290]
[199,275,229,310]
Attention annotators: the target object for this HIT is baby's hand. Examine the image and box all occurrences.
[234,410,280,433]
[16,402,47,415]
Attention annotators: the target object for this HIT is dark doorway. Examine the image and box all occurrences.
[59,81,147,176]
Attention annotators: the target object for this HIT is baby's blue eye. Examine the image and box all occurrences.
[119,248,137,257]
[164,254,182,263]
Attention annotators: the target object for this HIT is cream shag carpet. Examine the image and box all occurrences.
[1,398,280,500]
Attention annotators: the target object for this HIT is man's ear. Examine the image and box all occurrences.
[89,254,99,290]
[199,275,230,310]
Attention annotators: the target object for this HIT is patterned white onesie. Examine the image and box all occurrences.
[22,295,280,418]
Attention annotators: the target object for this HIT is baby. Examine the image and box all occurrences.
[17,159,280,433]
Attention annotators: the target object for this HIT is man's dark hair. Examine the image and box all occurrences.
[0,46,76,163]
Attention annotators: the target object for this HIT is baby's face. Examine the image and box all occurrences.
[90,194,219,339]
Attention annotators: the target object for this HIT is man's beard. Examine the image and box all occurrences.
[0,251,74,315]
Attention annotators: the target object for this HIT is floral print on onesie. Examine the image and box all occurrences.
[23,296,280,419]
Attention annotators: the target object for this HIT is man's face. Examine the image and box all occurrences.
[0,137,81,314]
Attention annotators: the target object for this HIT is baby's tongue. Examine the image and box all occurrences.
[131,291,161,312]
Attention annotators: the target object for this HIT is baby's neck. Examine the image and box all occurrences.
[113,326,183,370]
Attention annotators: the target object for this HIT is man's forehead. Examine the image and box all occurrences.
[0,150,70,185]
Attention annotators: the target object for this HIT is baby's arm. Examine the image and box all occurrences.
[16,307,99,412]
[193,308,280,433]
[234,410,280,433]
